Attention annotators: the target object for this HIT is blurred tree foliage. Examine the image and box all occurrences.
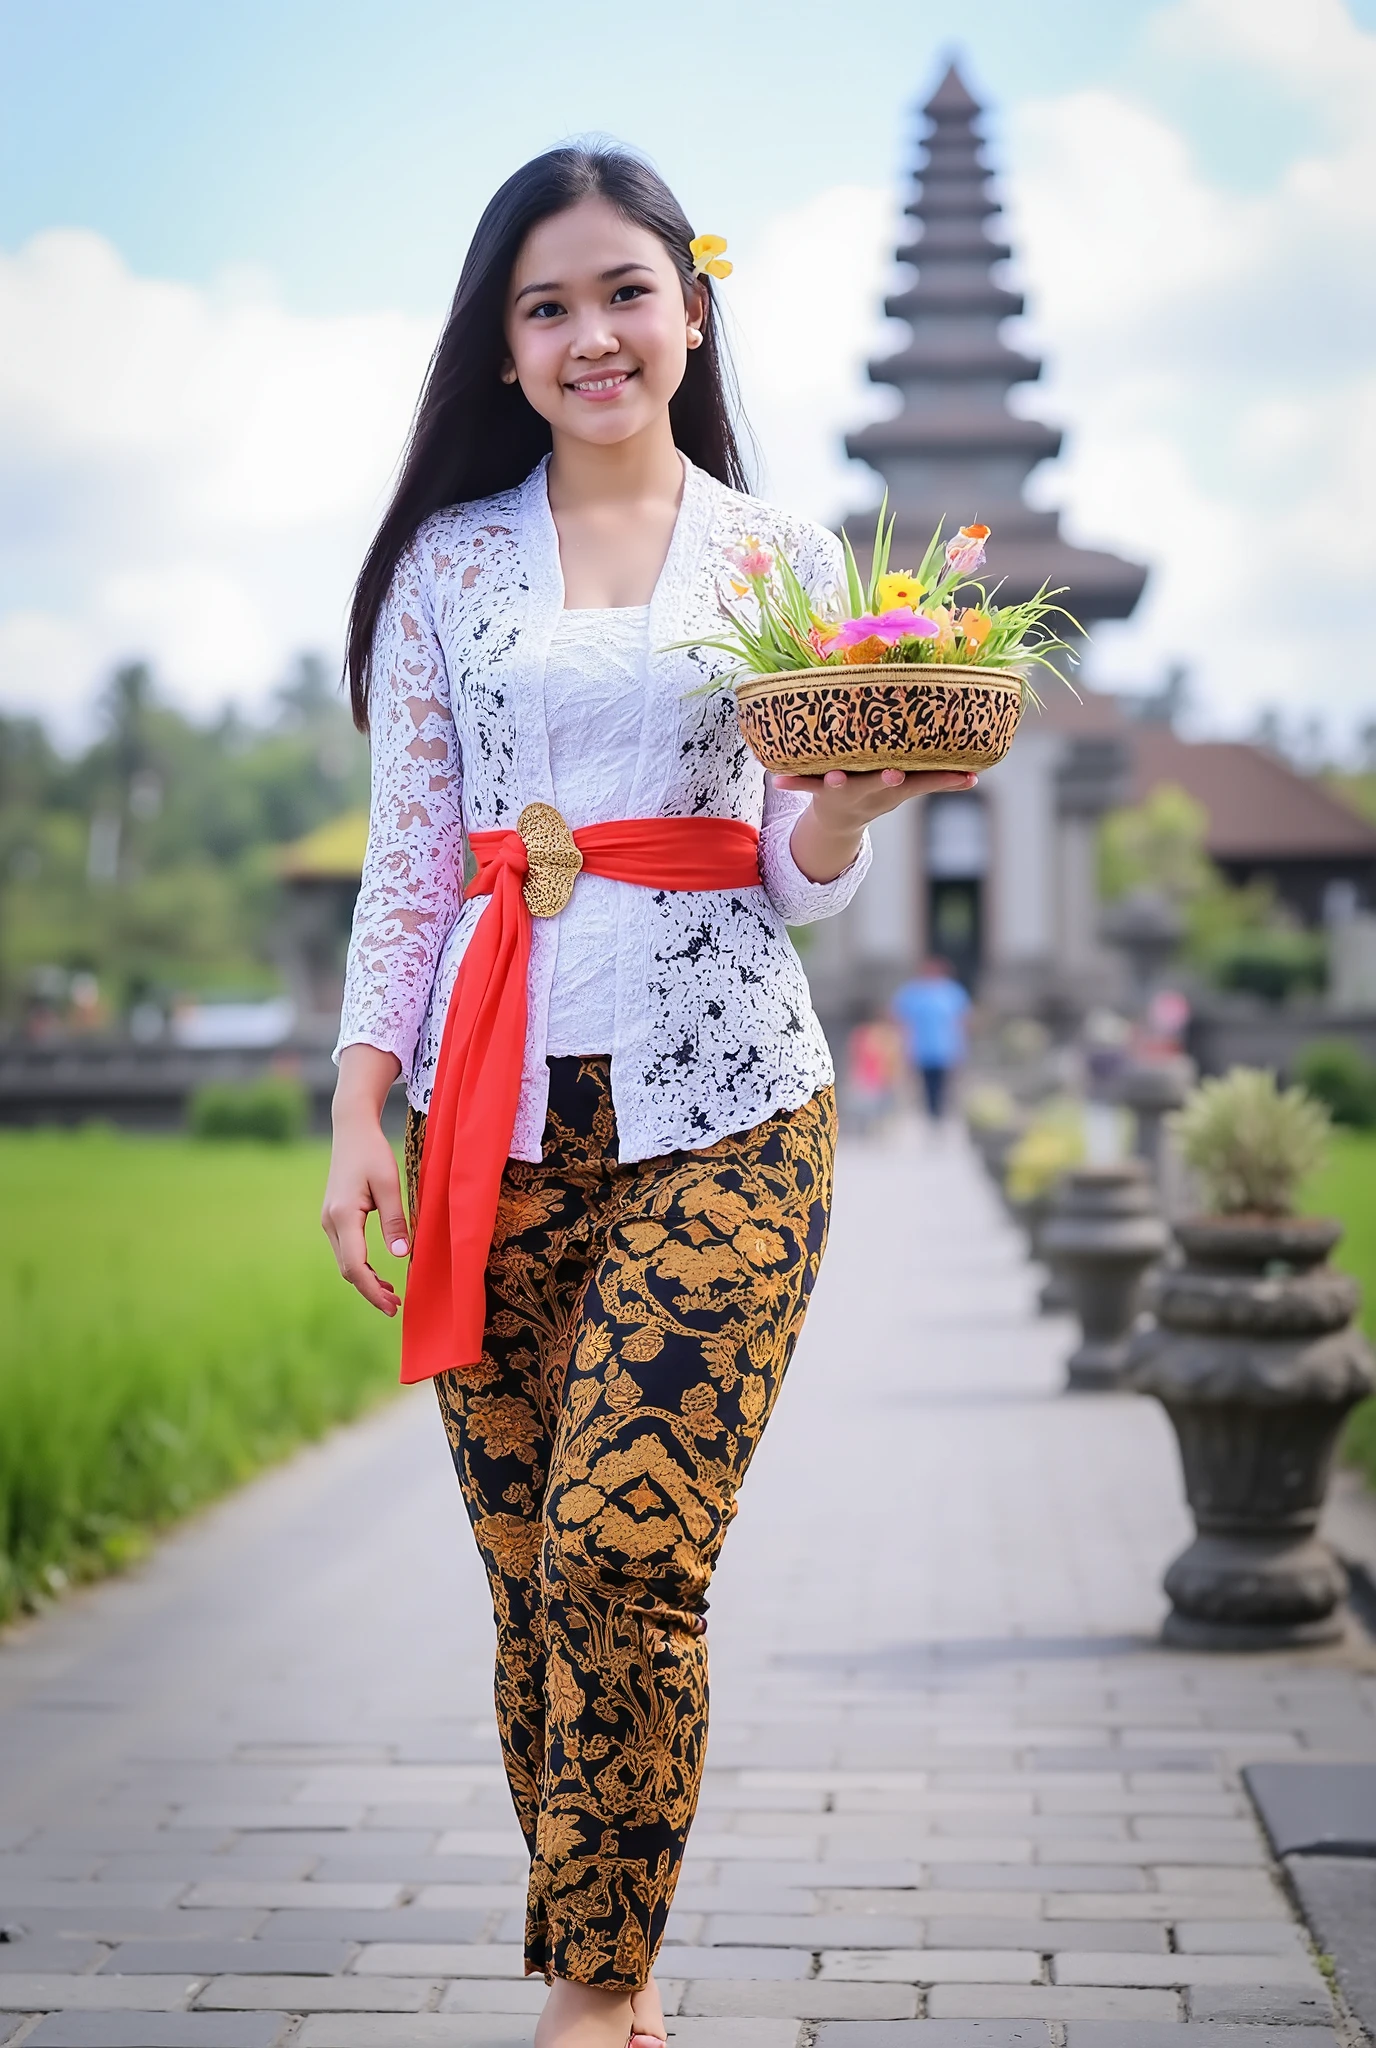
[1098,783,1326,1001]
[0,657,368,1024]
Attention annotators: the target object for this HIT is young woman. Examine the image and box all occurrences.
[322,144,975,2048]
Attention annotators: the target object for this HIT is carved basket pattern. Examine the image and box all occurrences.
[733,663,1026,777]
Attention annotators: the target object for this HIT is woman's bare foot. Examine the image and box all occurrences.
[630,1975,666,2046]
[534,1977,635,2048]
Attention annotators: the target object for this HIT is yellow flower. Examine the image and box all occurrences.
[690,233,733,280]
[875,572,925,612]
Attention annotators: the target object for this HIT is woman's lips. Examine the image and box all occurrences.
[567,369,637,401]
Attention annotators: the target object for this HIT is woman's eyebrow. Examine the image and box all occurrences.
[513,262,655,304]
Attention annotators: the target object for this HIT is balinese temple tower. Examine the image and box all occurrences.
[809,59,1149,1022]
[845,61,1147,623]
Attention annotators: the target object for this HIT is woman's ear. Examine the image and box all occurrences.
[500,358,519,385]
[685,285,708,350]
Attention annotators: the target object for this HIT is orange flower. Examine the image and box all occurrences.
[959,608,992,650]
[842,634,888,664]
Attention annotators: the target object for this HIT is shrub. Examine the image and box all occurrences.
[1004,1102,1086,1203]
[1171,1066,1330,1216]
[1206,928,1327,1003]
[1295,1039,1376,1130]
[189,1075,309,1143]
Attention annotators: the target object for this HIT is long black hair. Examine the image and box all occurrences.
[346,144,749,730]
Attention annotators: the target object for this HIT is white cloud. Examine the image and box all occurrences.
[4,1,1375,748]
[998,0,1376,736]
[0,229,434,735]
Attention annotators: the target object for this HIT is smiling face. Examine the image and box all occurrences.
[502,195,704,450]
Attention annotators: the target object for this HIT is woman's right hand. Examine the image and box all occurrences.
[322,1045,408,1316]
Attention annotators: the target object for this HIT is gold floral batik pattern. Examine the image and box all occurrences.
[407,1056,835,1990]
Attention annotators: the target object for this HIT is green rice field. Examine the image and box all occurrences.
[2,1123,1373,1628]
[1303,1130,1376,1490]
[0,1128,406,1624]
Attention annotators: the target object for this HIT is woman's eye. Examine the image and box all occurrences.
[529,300,565,320]
[610,284,648,303]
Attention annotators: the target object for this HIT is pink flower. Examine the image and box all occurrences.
[833,608,936,648]
[944,523,990,577]
[725,535,774,580]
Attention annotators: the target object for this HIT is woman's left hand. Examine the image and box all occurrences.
[778,766,977,885]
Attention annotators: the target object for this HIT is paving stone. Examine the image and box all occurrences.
[94,1855,319,1883]
[679,1982,919,2019]
[25,2018,288,2048]
[928,1986,1179,2020]
[0,1881,184,1911]
[1062,2029,1339,2048]
[350,1944,523,1977]
[436,1978,555,2013]
[699,1915,922,1947]
[197,1975,436,2010]
[819,1952,1042,1984]
[1052,1950,1321,1986]
[185,1883,403,1910]
[924,1868,1148,1892]
[0,1853,103,1881]
[662,2026,802,2048]
[1041,1893,1281,1920]
[1187,1982,1338,2025]
[311,1858,519,1886]
[170,1809,365,1833]
[674,1888,825,1915]
[1282,1853,1376,2043]
[917,1922,1167,1953]
[0,1974,201,2008]
[647,1949,813,1981]
[812,2029,1050,2048]
[715,1862,925,1889]
[15,1912,267,1943]
[259,1909,492,1941]
[0,1943,106,1972]
[1172,1919,1306,1954]
[99,1942,354,1975]
[298,2023,523,2048]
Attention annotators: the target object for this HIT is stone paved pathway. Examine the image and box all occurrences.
[3,1126,1376,2048]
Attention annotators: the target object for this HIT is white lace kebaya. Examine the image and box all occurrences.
[335,455,873,1164]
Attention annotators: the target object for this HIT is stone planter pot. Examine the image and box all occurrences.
[1129,1215,1375,1649]
[1113,1056,1194,1179]
[1040,1164,1169,1391]
[1007,1189,1049,1258]
[969,1121,1022,1186]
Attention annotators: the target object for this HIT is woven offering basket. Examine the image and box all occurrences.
[734,661,1026,777]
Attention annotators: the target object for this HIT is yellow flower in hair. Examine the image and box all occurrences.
[690,233,733,280]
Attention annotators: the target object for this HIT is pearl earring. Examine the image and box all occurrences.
[687,327,703,348]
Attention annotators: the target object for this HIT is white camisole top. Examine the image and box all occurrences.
[543,603,650,1058]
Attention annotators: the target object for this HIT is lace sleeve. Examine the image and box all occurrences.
[757,517,871,925]
[334,532,464,1074]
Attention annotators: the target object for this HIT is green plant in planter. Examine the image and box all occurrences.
[1170,1066,1330,1216]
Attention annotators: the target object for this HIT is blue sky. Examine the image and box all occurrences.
[2,0,1364,314]
[2,0,1374,741]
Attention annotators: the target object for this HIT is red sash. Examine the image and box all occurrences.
[399,812,762,1384]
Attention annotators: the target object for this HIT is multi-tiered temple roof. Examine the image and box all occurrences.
[846,61,1147,627]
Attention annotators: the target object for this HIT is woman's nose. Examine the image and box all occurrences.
[568,320,619,360]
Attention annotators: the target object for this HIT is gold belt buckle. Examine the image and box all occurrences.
[518,802,583,918]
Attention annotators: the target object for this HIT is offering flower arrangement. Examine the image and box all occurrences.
[684,505,1081,780]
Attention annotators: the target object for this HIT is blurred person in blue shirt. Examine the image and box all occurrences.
[891,957,971,1119]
